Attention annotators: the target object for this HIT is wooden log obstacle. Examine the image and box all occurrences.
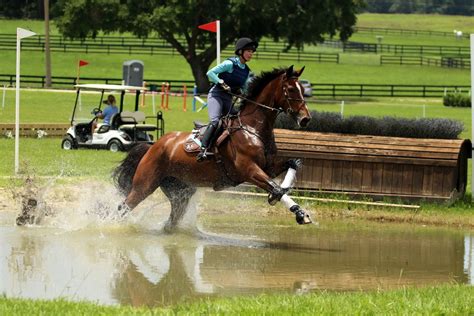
[274,129,471,202]
[0,123,70,137]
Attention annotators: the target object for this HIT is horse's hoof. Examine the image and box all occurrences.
[117,203,131,220]
[268,193,279,206]
[16,216,27,226]
[290,205,312,225]
[295,210,312,225]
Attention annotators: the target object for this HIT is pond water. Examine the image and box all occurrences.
[0,184,473,307]
[0,214,473,307]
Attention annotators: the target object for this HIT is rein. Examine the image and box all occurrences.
[226,77,307,116]
[226,90,282,113]
[220,75,308,144]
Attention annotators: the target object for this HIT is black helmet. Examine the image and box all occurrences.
[235,37,258,55]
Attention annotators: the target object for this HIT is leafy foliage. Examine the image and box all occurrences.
[443,93,471,108]
[52,0,362,91]
[275,110,464,139]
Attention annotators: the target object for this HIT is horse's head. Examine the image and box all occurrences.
[278,65,311,127]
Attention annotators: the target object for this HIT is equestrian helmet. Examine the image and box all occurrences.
[235,37,258,55]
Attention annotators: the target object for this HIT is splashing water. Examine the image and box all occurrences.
[5,176,195,232]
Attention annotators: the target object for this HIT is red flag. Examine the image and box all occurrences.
[198,21,217,33]
[78,60,89,67]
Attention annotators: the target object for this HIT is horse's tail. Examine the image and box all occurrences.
[113,143,151,196]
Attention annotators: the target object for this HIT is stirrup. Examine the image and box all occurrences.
[196,148,208,162]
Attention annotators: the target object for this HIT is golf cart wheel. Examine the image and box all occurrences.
[61,135,76,150]
[107,139,123,152]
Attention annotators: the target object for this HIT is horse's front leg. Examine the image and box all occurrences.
[267,158,302,205]
[246,163,312,225]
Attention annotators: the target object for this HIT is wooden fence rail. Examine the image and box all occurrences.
[0,74,469,98]
[380,55,471,69]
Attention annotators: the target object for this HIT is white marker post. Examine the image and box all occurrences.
[471,34,474,200]
[2,85,6,110]
[15,28,36,175]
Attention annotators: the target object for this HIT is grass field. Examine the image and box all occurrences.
[1,284,472,315]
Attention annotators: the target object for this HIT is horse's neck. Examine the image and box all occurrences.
[240,83,279,136]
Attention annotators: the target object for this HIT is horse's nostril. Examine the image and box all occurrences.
[299,117,310,127]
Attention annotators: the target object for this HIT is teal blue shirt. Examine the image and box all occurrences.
[206,57,251,92]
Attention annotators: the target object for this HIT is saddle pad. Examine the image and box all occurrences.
[184,130,202,153]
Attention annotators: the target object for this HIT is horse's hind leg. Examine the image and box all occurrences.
[120,165,162,217]
[160,177,197,233]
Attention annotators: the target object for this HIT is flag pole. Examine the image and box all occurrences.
[470,34,474,201]
[216,20,221,65]
[76,60,80,84]
[15,28,36,175]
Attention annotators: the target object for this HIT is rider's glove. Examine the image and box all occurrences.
[220,82,231,93]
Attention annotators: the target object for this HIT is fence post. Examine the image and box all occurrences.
[192,85,197,111]
[183,84,187,112]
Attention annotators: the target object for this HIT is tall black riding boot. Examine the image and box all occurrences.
[196,123,217,162]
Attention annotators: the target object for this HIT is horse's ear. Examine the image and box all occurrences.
[286,65,294,78]
[297,66,305,77]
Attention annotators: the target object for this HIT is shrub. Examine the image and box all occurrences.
[275,111,464,139]
[443,93,471,107]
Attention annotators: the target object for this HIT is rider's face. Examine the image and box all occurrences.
[242,49,254,61]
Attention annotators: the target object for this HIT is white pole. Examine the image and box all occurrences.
[340,100,344,118]
[152,91,156,115]
[78,92,82,111]
[15,32,21,175]
[2,85,5,110]
[15,28,36,175]
[216,20,221,65]
[470,34,474,200]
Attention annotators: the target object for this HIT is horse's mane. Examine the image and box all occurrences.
[239,67,287,111]
[245,67,286,100]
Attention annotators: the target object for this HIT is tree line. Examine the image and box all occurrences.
[1,0,472,19]
[362,0,473,15]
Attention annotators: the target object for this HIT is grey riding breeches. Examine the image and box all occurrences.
[207,86,233,125]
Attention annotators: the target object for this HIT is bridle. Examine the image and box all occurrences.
[227,76,307,115]
[282,78,307,115]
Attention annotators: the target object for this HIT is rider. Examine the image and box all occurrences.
[196,37,258,162]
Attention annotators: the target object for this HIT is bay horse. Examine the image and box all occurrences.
[113,65,312,231]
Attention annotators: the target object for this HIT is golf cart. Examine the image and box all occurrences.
[61,84,164,152]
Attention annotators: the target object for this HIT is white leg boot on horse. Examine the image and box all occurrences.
[267,159,313,225]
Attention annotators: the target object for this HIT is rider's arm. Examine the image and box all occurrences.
[206,60,234,84]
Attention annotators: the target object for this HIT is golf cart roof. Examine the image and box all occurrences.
[74,84,145,91]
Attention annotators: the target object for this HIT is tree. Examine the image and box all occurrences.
[54,0,362,92]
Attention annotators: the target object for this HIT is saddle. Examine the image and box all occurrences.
[183,120,229,154]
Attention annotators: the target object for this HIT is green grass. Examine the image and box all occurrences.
[356,13,474,33]
[0,284,472,315]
